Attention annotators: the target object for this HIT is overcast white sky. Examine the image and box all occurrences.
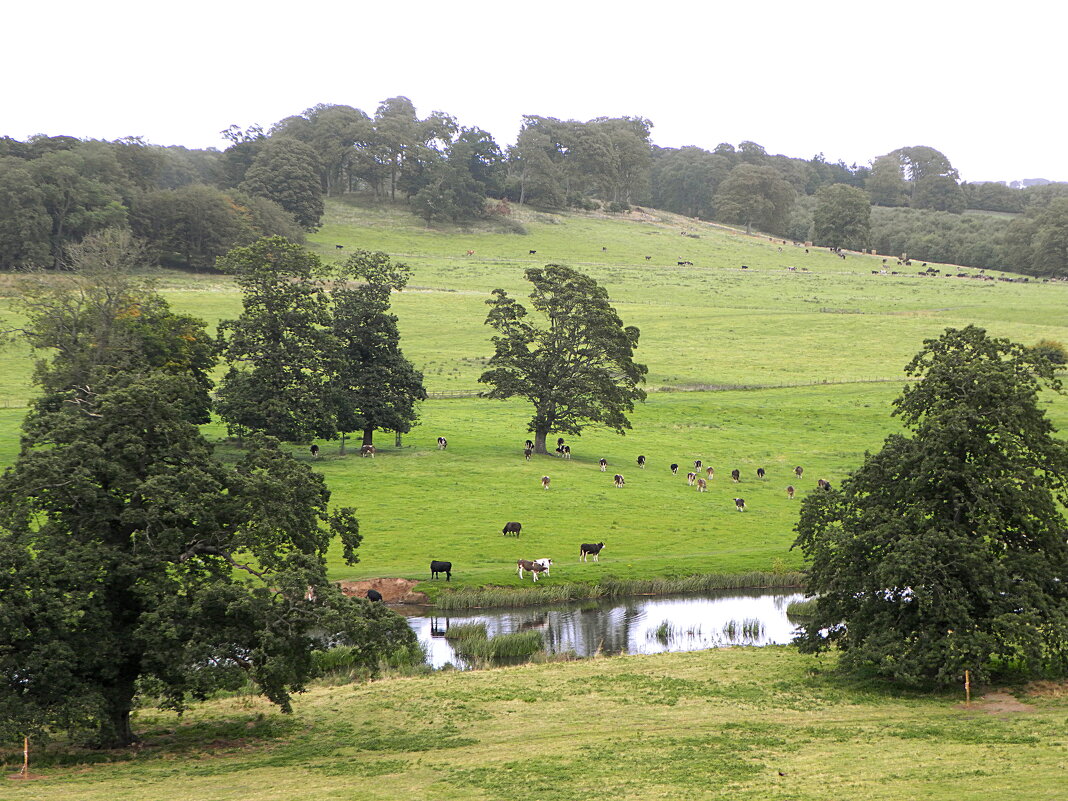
[3,1,1063,183]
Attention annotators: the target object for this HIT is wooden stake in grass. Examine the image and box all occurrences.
[6,736,36,781]
[965,670,971,705]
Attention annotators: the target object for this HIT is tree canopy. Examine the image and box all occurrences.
[479,264,647,453]
[793,326,1068,685]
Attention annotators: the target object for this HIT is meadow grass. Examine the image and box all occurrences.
[5,647,1066,801]
[0,197,1065,594]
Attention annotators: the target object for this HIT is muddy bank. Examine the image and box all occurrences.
[337,577,429,605]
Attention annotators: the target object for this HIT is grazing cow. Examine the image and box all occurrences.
[310,444,320,458]
[756,467,765,479]
[794,466,804,479]
[602,246,607,252]
[637,455,646,468]
[541,476,551,490]
[562,445,571,460]
[517,559,548,581]
[524,446,533,461]
[525,439,535,450]
[686,472,697,486]
[741,264,749,270]
[580,542,605,562]
[557,437,565,448]
[366,589,383,602]
[706,466,714,479]
[677,260,693,266]
[466,249,475,256]
[502,521,522,537]
[437,436,448,450]
[614,473,626,488]
[335,244,344,249]
[529,250,537,255]
[731,469,741,483]
[696,478,707,492]
[694,459,702,469]
[361,444,376,458]
[786,485,795,499]
[734,498,746,512]
[817,479,832,491]
[599,457,608,472]
[533,558,553,576]
[670,463,679,474]
[645,255,652,260]
[430,560,452,581]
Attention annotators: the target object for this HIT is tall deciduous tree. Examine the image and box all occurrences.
[793,326,1068,685]
[328,251,426,450]
[215,237,335,442]
[813,184,872,250]
[239,139,324,230]
[714,164,796,235]
[479,265,647,454]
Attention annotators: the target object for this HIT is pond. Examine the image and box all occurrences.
[403,588,807,669]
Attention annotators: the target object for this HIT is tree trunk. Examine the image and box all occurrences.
[362,426,374,447]
[339,431,347,455]
[534,428,550,455]
[97,667,139,748]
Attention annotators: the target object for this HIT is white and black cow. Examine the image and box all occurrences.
[580,542,605,562]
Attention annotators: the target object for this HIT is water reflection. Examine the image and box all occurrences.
[408,589,805,669]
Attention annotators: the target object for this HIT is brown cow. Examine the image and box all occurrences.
[541,475,551,490]
[696,478,707,492]
[786,485,795,499]
[731,469,740,483]
[794,466,804,479]
[525,446,533,461]
[361,444,376,458]
[706,466,714,479]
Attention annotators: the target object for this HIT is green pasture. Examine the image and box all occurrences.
[7,648,1066,801]
[1,198,1066,590]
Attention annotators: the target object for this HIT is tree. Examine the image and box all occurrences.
[793,326,1068,685]
[215,237,335,442]
[0,158,51,269]
[866,154,909,207]
[479,265,647,454]
[650,146,730,219]
[1004,197,1068,278]
[239,138,324,230]
[813,184,871,250]
[327,251,426,450]
[1,262,410,748]
[714,164,796,235]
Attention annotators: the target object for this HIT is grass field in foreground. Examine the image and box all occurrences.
[5,648,1066,801]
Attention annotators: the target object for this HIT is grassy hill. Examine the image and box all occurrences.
[7,648,1066,801]
[1,198,1065,591]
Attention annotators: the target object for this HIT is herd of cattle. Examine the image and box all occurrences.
[422,436,832,587]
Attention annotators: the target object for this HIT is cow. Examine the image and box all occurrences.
[741,264,749,270]
[437,436,448,450]
[602,246,607,252]
[361,444,376,458]
[733,498,746,512]
[562,445,571,460]
[686,472,697,486]
[696,478,707,492]
[529,250,537,255]
[524,446,533,461]
[756,467,765,479]
[517,559,548,581]
[541,476,551,490]
[645,255,652,260]
[817,478,832,491]
[310,444,320,458]
[670,463,679,474]
[503,521,522,537]
[533,557,553,576]
[466,249,475,256]
[794,466,804,479]
[706,466,714,479]
[613,473,626,488]
[677,260,693,266]
[430,560,452,581]
[786,485,795,499]
[525,439,535,450]
[694,459,702,469]
[599,457,608,472]
[637,455,646,468]
[580,542,605,562]
[731,469,741,483]
[335,244,344,249]
[366,589,383,602]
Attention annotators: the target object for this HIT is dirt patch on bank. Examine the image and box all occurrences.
[961,690,1036,716]
[337,577,429,605]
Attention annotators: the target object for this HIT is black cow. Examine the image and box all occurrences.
[637,455,646,468]
[430,560,452,581]
[694,459,702,469]
[734,498,746,511]
[794,466,804,479]
[524,446,534,461]
[786,485,795,499]
[503,521,522,537]
[335,244,344,249]
[670,463,679,474]
[756,467,765,479]
[529,250,537,255]
[580,542,606,562]
[366,589,383,602]
[525,439,535,450]
[310,444,320,458]
[731,469,741,482]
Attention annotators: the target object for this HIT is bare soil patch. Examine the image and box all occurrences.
[337,577,428,605]
[961,690,1036,716]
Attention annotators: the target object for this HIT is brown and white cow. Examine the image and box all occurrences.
[696,478,707,492]
[361,444,376,458]
[794,466,804,479]
[541,476,551,490]
[517,559,548,581]
[706,466,714,479]
[786,485,795,499]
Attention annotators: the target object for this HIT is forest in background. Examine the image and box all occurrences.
[2,97,1067,277]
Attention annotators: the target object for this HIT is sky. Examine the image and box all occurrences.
[3,1,1064,184]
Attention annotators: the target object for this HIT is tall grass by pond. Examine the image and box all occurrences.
[440,622,545,665]
[435,571,806,610]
